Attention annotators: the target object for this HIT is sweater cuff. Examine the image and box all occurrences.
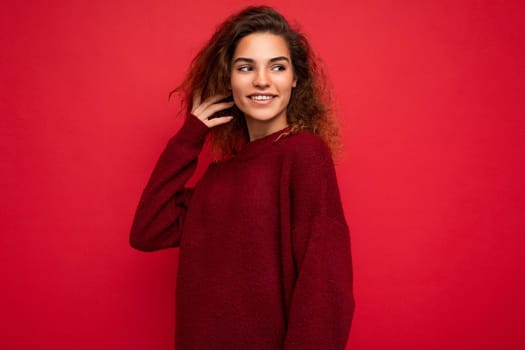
[174,113,210,148]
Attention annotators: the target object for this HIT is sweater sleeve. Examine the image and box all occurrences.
[283,136,355,350]
[129,114,209,251]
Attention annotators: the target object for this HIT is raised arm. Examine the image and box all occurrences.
[129,94,234,251]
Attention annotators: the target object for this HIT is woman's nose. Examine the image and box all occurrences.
[253,69,270,88]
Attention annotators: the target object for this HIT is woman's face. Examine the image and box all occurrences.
[230,32,297,135]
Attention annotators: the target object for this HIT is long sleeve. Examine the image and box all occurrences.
[129,114,209,251]
[283,136,355,350]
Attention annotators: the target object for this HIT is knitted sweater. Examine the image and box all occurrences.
[130,114,355,349]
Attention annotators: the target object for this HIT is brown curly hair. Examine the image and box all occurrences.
[170,5,341,160]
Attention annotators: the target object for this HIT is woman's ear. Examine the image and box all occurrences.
[292,77,297,88]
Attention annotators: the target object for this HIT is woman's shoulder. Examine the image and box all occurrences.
[279,130,333,161]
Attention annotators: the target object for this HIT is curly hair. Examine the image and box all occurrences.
[170,5,342,160]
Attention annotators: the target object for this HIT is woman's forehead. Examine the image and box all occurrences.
[233,33,291,61]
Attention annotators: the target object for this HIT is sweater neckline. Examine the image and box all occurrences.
[235,125,292,161]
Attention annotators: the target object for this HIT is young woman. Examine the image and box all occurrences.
[130,6,355,349]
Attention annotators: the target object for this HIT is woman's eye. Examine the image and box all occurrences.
[272,65,286,71]
[237,66,252,72]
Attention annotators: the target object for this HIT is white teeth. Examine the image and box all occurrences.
[251,95,274,101]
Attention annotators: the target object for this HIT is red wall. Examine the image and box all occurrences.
[2,1,524,349]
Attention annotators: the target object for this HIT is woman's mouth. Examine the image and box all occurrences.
[249,94,276,104]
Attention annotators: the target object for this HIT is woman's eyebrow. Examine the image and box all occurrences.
[232,56,291,64]
[269,56,290,63]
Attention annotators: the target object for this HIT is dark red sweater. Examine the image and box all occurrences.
[130,114,355,349]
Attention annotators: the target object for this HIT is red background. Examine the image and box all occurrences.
[2,0,524,349]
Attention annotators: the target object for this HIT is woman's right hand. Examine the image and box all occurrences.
[191,92,235,128]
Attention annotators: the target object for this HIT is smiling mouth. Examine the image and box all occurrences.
[249,95,277,102]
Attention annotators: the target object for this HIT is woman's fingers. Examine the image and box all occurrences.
[199,101,235,120]
[192,94,230,115]
[191,93,235,128]
[205,116,234,128]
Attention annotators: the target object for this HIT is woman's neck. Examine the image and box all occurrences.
[245,117,289,142]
